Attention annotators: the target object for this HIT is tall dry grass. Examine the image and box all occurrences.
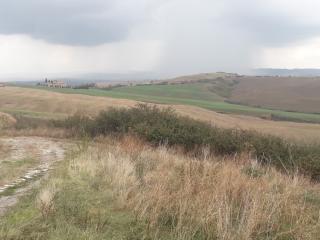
[0,128,68,138]
[0,112,16,130]
[36,184,57,218]
[66,137,320,239]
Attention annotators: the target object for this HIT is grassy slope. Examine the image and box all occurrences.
[1,108,65,119]
[0,171,150,240]
[0,144,172,240]
[2,86,320,142]
[1,139,320,239]
[25,84,320,123]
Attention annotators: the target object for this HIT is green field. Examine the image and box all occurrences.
[24,84,320,123]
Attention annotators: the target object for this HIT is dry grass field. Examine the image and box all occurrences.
[175,105,320,143]
[1,86,320,142]
[229,76,320,114]
[0,87,320,141]
[2,137,320,239]
[1,86,320,239]
[0,86,136,117]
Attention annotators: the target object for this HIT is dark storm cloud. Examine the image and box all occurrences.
[0,0,145,46]
[0,0,320,49]
[1,0,320,77]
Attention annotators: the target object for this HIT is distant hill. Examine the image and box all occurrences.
[13,71,320,117]
[163,72,320,114]
[253,68,320,77]
[160,72,239,84]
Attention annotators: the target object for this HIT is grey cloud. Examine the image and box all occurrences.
[223,5,320,47]
[156,0,320,75]
[1,0,320,48]
[0,0,145,46]
[1,0,320,76]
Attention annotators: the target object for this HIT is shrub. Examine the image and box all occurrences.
[58,104,320,179]
[53,114,93,136]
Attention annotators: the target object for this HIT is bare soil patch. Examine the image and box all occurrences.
[229,76,320,114]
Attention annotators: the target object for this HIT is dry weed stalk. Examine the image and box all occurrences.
[37,184,57,218]
[67,138,320,239]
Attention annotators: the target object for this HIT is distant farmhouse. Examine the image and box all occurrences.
[39,79,67,88]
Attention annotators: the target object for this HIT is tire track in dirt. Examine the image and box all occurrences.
[0,137,66,216]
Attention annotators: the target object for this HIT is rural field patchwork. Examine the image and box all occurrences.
[1,86,320,142]
[1,83,320,239]
[23,76,320,124]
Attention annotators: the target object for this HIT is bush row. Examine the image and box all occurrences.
[55,104,320,180]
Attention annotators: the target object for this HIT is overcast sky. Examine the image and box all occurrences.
[1,0,320,79]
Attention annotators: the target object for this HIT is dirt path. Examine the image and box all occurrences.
[0,137,66,216]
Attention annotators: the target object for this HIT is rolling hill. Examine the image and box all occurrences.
[19,72,320,124]
[1,86,320,142]
[228,76,320,114]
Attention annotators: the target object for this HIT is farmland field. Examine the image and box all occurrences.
[1,86,320,142]
[23,81,320,124]
[229,76,320,114]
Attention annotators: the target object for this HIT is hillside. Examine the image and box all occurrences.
[254,68,320,77]
[1,105,320,239]
[1,89,320,239]
[1,87,320,142]
[159,73,320,114]
[162,72,237,84]
[22,76,320,123]
[163,73,320,114]
[228,76,320,114]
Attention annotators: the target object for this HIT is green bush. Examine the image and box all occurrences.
[58,104,320,180]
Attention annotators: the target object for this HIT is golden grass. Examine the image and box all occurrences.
[0,112,16,129]
[0,86,136,116]
[65,137,320,239]
[0,142,10,160]
[174,105,320,143]
[0,128,68,139]
[1,86,320,142]
[36,183,57,218]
